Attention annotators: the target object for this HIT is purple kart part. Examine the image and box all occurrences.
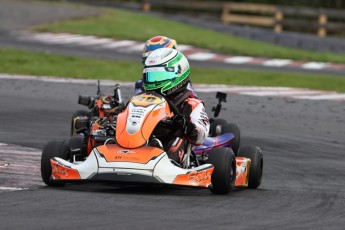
[193,133,235,155]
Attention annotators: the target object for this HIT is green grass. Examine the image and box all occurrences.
[33,9,345,64]
[0,48,142,80]
[1,48,345,93]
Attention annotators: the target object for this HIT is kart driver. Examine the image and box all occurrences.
[135,36,198,99]
[143,48,210,164]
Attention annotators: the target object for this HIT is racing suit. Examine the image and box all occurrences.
[166,96,210,163]
[135,79,208,164]
[161,86,209,164]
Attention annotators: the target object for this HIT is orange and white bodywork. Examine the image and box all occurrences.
[50,144,214,188]
[50,147,251,188]
[116,93,173,148]
[235,157,251,187]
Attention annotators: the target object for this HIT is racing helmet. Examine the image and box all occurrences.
[143,48,190,96]
[142,36,177,64]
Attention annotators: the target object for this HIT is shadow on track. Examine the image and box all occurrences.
[37,183,256,197]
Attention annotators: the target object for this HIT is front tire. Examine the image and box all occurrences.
[208,147,236,194]
[238,145,263,189]
[41,140,69,186]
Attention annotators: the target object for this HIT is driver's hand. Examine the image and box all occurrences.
[172,114,195,136]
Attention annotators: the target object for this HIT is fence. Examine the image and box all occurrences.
[221,3,283,33]
[142,1,345,37]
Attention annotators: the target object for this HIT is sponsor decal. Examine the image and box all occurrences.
[115,172,132,176]
[117,150,136,154]
[102,104,111,109]
[235,159,250,187]
[52,164,68,176]
[114,155,140,161]
[237,162,247,175]
[188,170,211,184]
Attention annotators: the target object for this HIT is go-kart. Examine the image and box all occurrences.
[41,91,263,194]
[71,82,241,155]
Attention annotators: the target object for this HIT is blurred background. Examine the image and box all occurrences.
[1,2,345,229]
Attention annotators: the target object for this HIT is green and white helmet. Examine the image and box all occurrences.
[143,48,190,95]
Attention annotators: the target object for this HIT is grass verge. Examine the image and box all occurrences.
[33,8,345,64]
[1,48,345,93]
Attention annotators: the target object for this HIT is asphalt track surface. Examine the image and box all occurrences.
[1,78,345,229]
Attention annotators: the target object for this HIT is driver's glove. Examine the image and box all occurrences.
[172,114,195,136]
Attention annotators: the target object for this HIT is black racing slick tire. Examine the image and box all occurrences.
[238,145,263,189]
[210,119,240,155]
[41,140,69,187]
[209,119,227,137]
[70,110,90,136]
[66,136,87,161]
[208,147,236,194]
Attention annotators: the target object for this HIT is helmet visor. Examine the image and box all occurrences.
[143,67,177,84]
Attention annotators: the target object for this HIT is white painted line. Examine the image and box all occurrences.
[0,150,41,155]
[240,90,324,96]
[225,56,253,64]
[195,86,294,92]
[0,143,7,146]
[187,52,216,61]
[17,32,69,41]
[293,94,345,100]
[15,32,345,74]
[0,74,134,86]
[0,186,27,191]
[1,74,344,101]
[23,33,84,41]
[77,38,114,46]
[302,62,329,70]
[42,35,97,44]
[177,44,194,52]
[8,163,39,168]
[22,33,106,46]
[263,59,292,67]
[99,40,137,49]
[121,43,144,52]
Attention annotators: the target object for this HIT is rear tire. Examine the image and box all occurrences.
[71,110,90,136]
[41,140,69,187]
[209,119,240,155]
[208,147,236,194]
[209,119,226,137]
[238,145,263,189]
